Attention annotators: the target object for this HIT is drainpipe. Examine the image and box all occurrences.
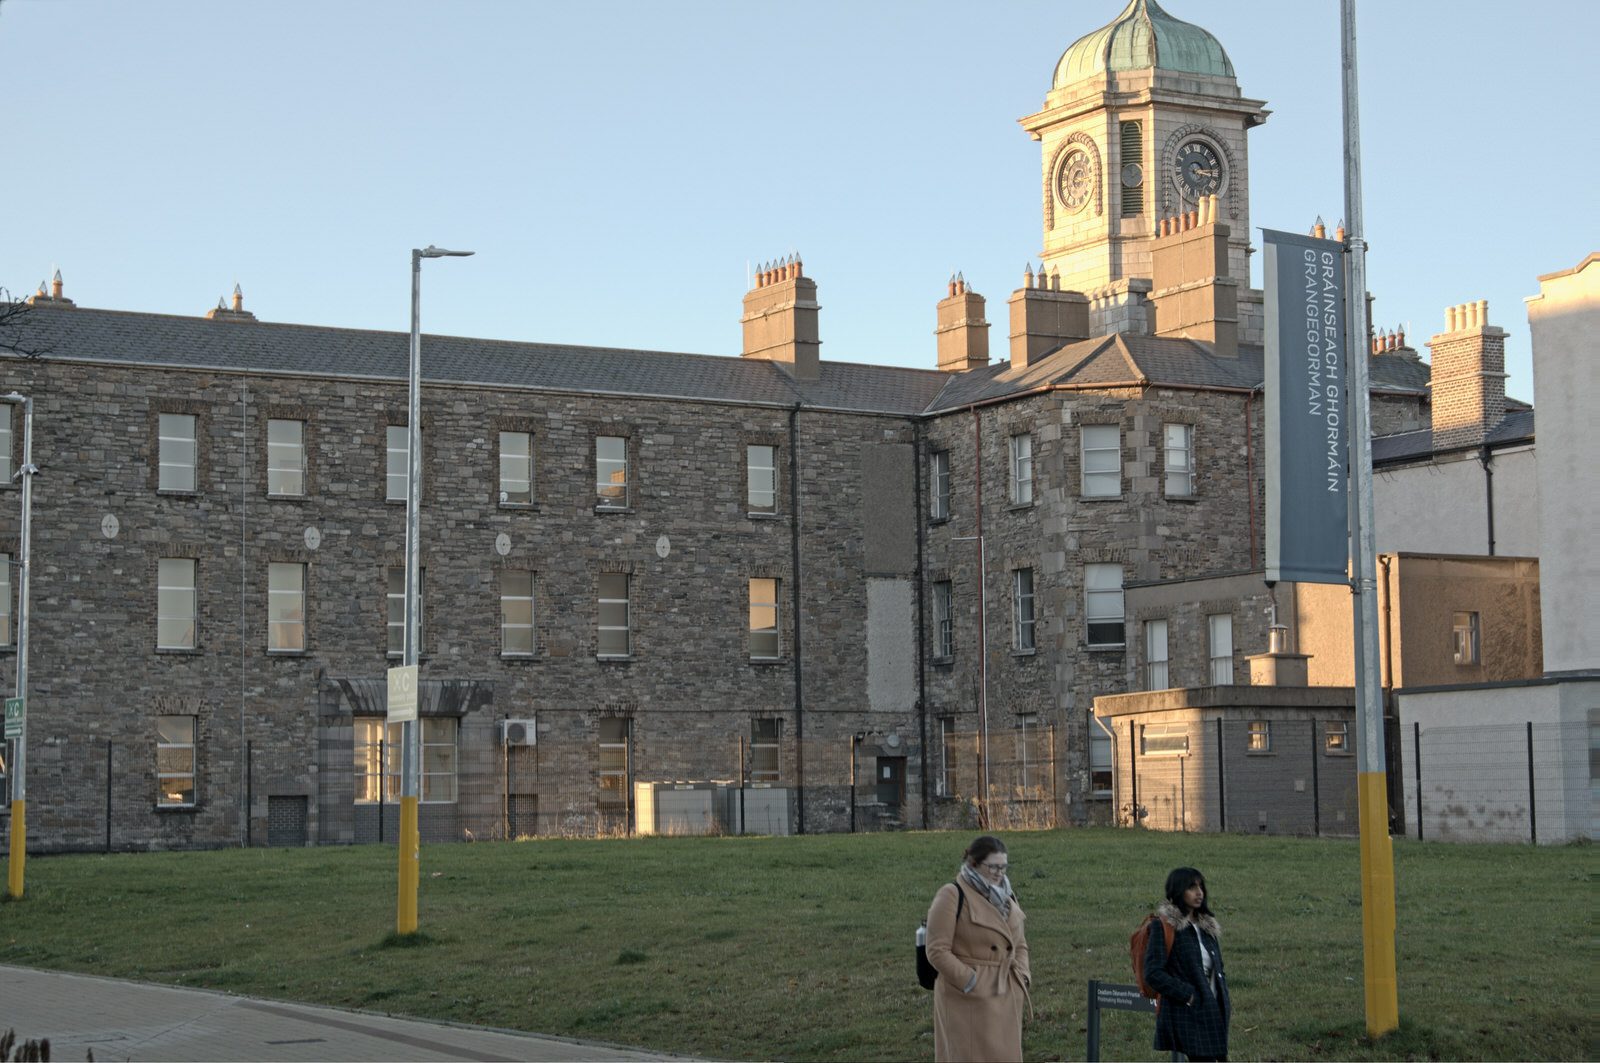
[913,419,930,829]
[788,404,806,833]
[971,406,990,828]
[1378,554,1395,695]
[1245,386,1261,569]
[1478,445,1496,556]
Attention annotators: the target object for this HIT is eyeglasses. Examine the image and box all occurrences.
[978,861,1009,875]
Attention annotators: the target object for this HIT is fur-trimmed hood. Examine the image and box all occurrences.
[1156,899,1221,939]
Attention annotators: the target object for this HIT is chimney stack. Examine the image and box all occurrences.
[205,283,258,322]
[1427,299,1507,451]
[26,268,76,309]
[934,272,991,372]
[1006,263,1089,370]
[1147,195,1238,357]
[741,253,819,381]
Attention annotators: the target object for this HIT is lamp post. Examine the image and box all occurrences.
[4,392,34,900]
[397,246,472,936]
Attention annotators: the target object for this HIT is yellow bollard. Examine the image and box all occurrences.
[396,795,419,934]
[6,800,24,900]
[1358,772,1398,1036]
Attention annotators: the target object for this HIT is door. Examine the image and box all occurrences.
[876,756,906,813]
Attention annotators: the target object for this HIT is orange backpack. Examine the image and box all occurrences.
[1130,914,1176,998]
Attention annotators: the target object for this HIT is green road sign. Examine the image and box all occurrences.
[3,697,22,739]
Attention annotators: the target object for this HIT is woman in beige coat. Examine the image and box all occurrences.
[925,835,1031,1062]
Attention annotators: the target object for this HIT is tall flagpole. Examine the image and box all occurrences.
[1340,0,1399,1036]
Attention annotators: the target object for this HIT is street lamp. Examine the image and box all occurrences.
[397,246,472,935]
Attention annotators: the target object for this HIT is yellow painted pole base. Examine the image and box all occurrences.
[1358,772,1398,1036]
[396,796,420,935]
[6,800,24,900]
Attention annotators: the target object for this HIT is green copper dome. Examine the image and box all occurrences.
[1054,0,1234,87]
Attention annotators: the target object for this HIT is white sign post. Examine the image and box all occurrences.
[387,665,418,724]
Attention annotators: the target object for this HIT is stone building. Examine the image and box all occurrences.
[0,0,1448,851]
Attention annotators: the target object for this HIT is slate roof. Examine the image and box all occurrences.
[11,303,1437,419]
[13,305,949,416]
[1372,407,1536,465]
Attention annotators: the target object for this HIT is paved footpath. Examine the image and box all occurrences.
[0,965,681,1062]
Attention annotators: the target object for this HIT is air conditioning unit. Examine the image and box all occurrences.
[499,718,537,747]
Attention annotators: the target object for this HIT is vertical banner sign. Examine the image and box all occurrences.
[1263,228,1350,585]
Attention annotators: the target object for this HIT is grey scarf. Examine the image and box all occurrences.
[957,862,1013,921]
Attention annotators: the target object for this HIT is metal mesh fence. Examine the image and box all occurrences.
[1403,720,1590,845]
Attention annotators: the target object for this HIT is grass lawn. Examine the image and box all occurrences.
[0,828,1591,1061]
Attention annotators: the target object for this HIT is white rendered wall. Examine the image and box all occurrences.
[1374,447,1538,557]
[1527,256,1600,675]
[1397,680,1596,844]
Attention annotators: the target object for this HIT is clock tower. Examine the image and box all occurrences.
[1019,0,1268,336]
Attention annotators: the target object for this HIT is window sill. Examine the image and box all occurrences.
[1011,648,1037,658]
[1164,494,1199,503]
[498,501,537,511]
[1007,500,1035,512]
[155,804,199,814]
[931,655,955,667]
[155,647,202,656]
[749,656,787,666]
[500,652,539,661]
[747,511,782,521]
[156,490,199,498]
[1245,750,1276,757]
[385,498,408,505]
[1323,749,1354,758]
[594,505,633,515]
[267,649,309,658]
[596,654,635,663]
[266,494,308,503]
[1079,494,1123,502]
[928,514,951,526]
[1085,643,1126,653]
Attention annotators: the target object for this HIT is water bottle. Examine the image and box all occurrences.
[917,922,927,947]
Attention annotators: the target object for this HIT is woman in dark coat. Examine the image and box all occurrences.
[1144,866,1230,1061]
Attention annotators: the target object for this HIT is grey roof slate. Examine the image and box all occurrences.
[1371,407,1535,464]
[13,305,949,415]
[10,303,1438,419]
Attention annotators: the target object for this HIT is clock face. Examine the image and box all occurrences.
[1056,148,1094,213]
[1121,162,1143,189]
[1173,138,1223,200]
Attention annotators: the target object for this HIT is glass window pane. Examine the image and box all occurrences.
[930,450,951,520]
[499,431,533,504]
[0,407,11,483]
[1086,563,1124,646]
[0,552,10,647]
[268,563,305,651]
[596,436,628,506]
[267,419,305,496]
[1082,425,1119,497]
[388,568,421,655]
[501,570,534,654]
[598,573,629,655]
[158,413,196,492]
[157,558,197,650]
[157,715,194,744]
[749,578,779,658]
[747,445,776,512]
[387,425,410,501]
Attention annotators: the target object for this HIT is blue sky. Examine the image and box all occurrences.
[2,0,1594,401]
